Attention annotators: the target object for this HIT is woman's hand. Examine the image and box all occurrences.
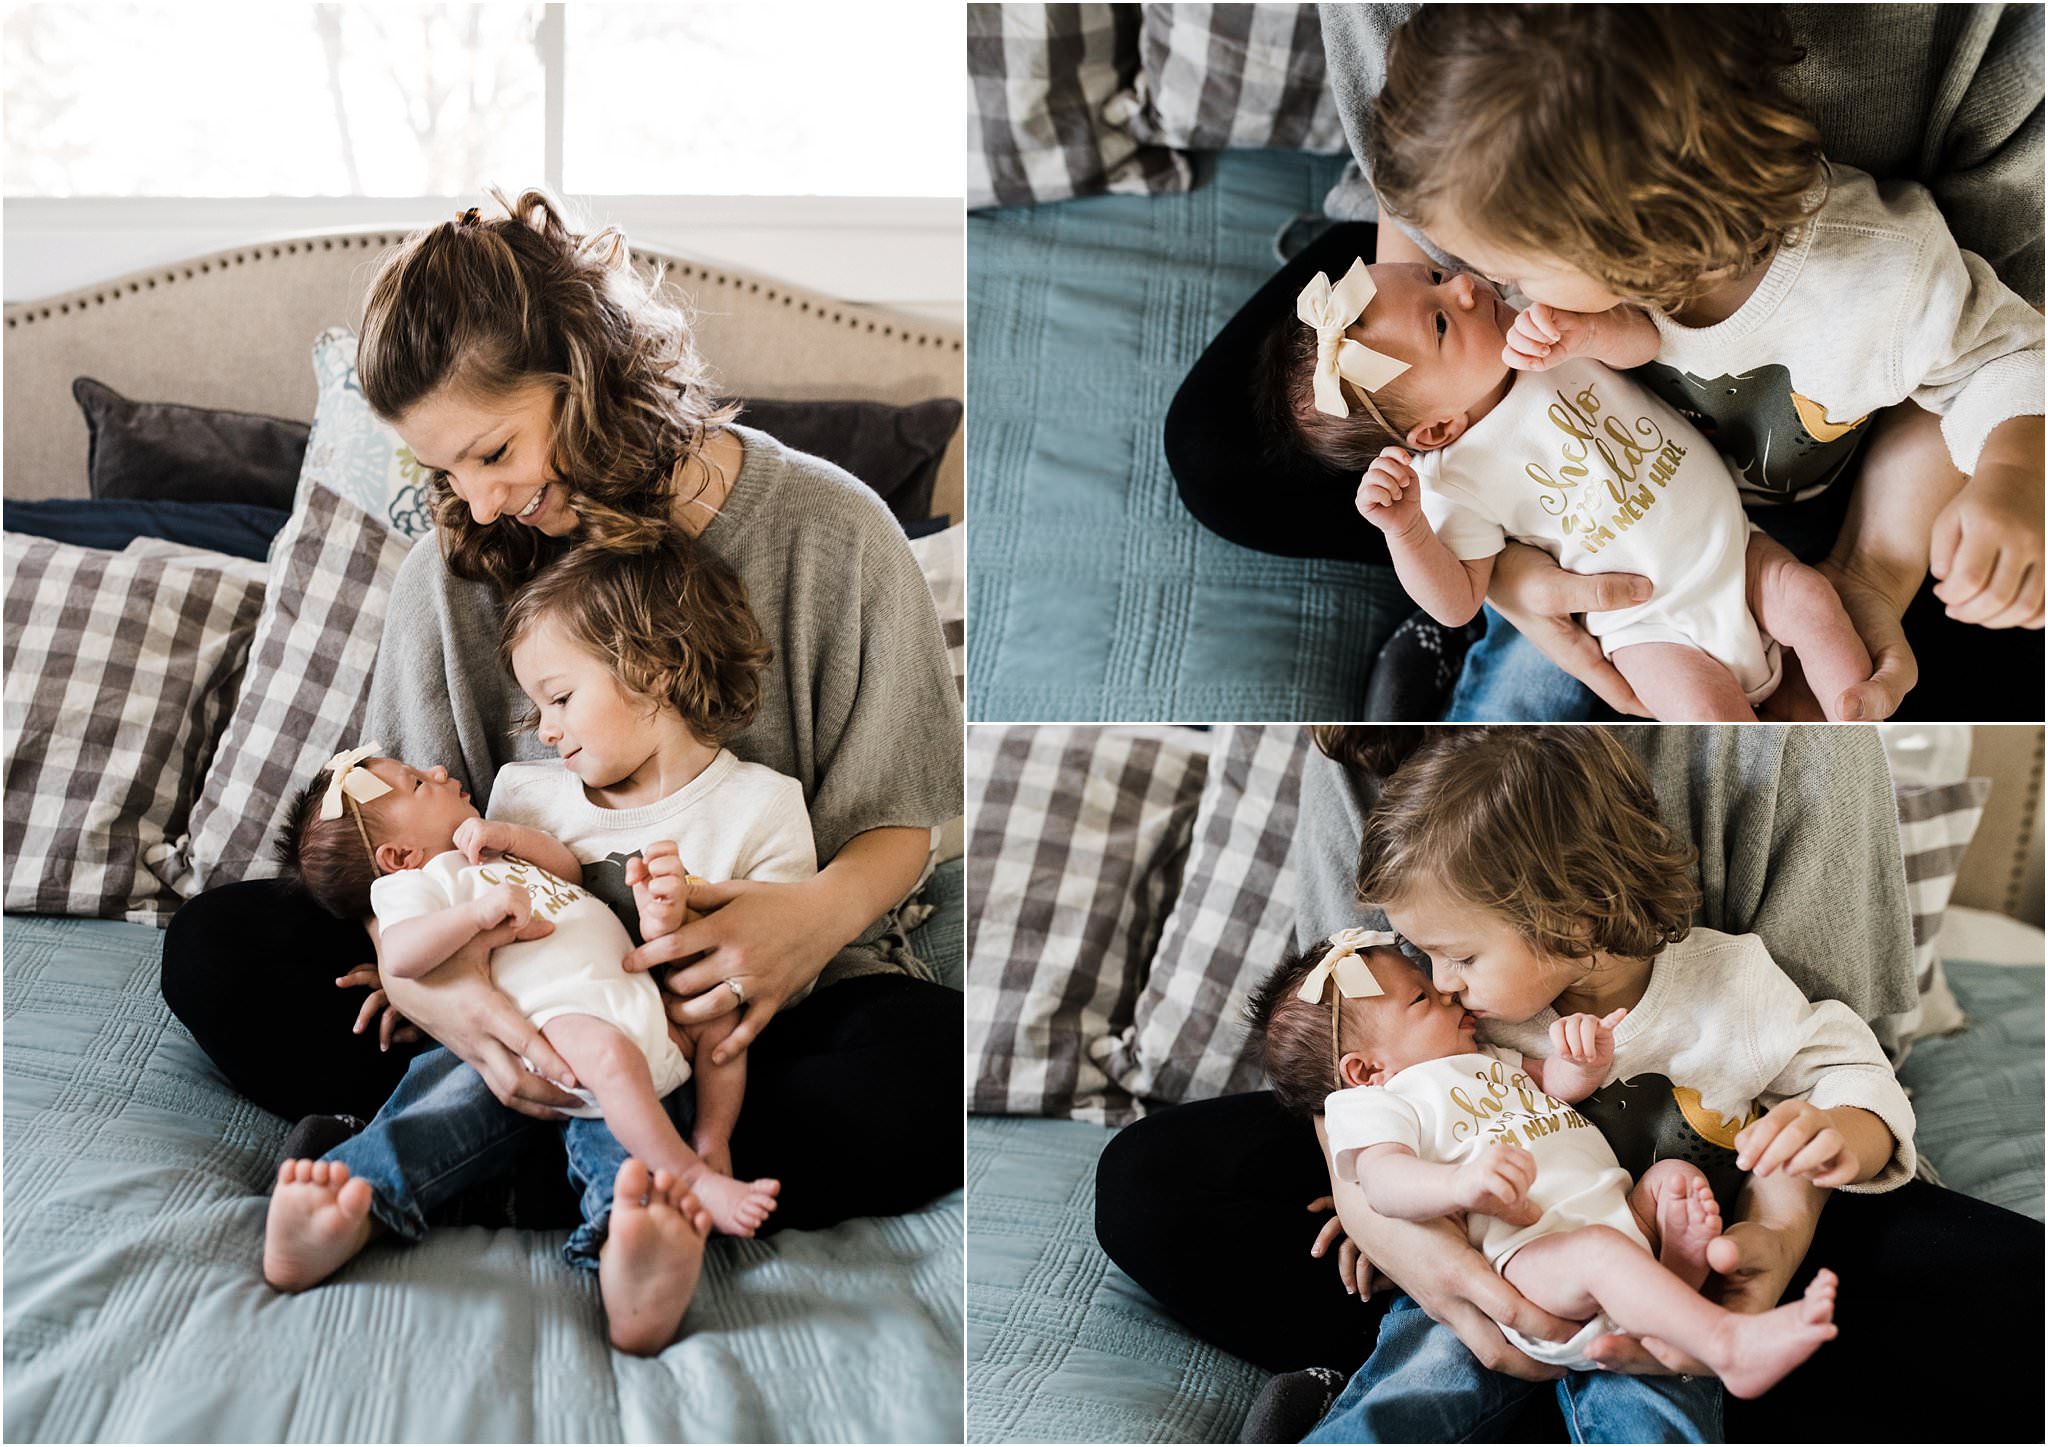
[1484,542,1656,717]
[334,963,423,1052]
[376,914,583,1120]
[1306,1195,1386,1302]
[623,874,840,1065]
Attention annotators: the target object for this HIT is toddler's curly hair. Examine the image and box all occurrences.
[1369,5,1823,313]
[274,770,382,920]
[1245,936,1409,1116]
[1355,727,1699,963]
[500,524,771,748]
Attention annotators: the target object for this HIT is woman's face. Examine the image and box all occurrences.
[1421,214,1628,315]
[395,381,579,537]
[1381,879,1581,1024]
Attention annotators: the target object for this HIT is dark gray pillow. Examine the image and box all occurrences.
[737,396,962,524]
[73,377,310,510]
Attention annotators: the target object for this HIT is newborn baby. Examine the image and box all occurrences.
[1249,930,1839,1398]
[1278,258,1879,721]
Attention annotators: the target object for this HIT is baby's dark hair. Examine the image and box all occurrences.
[1260,302,1417,474]
[273,770,381,920]
[500,524,771,747]
[1246,935,1405,1116]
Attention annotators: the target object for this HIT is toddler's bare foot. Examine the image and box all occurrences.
[600,1159,712,1356]
[690,1168,781,1237]
[1714,1269,1840,1399]
[263,1159,375,1292]
[1653,1166,1722,1292]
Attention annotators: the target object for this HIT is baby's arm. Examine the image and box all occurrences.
[381,883,530,981]
[626,840,695,943]
[1358,446,1496,626]
[1504,303,1661,373]
[1521,1010,1627,1104]
[454,817,583,884]
[1354,1141,1542,1227]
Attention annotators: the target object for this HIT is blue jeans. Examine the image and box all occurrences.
[1302,1296,1724,1445]
[1446,607,1612,722]
[325,1046,694,1271]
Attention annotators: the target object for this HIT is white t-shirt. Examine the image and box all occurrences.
[370,852,689,1115]
[1416,357,1780,700]
[1484,927,1917,1193]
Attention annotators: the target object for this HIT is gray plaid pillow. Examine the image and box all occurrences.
[968,2,1193,209]
[1125,2,1348,152]
[1875,776,1993,1060]
[175,479,416,892]
[966,724,1209,1124]
[3,535,267,925]
[1094,724,1307,1107]
[909,523,964,701]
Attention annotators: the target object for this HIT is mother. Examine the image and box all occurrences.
[161,191,963,1232]
[1096,726,2043,1441]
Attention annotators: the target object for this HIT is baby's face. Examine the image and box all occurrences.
[1418,214,1627,315]
[1354,263,1515,435]
[1341,949,1481,1080]
[361,757,479,858]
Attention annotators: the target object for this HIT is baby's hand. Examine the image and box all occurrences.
[453,817,514,866]
[627,840,694,941]
[1549,1007,1627,1072]
[1357,446,1424,533]
[475,882,533,934]
[1931,459,2046,629]
[1735,1099,1862,1188]
[1453,1142,1540,1225]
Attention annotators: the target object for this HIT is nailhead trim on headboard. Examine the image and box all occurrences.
[2005,735,2045,918]
[7,233,964,354]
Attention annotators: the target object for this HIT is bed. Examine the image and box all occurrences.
[3,231,966,1444]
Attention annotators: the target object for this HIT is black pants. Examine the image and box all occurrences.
[160,875,964,1233]
[1095,1091,2045,1442]
[1165,222,2044,719]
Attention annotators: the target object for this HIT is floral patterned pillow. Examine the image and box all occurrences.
[301,327,438,540]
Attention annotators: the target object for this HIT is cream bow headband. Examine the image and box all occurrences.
[1300,926,1396,1076]
[320,743,392,820]
[1295,258,1411,430]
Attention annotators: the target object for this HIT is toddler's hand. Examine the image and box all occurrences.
[627,839,694,941]
[453,817,512,866]
[1930,460,2046,629]
[476,882,533,934]
[1549,1007,1628,1072]
[1735,1099,1861,1188]
[1357,446,1425,534]
[1453,1142,1540,1226]
[1503,303,1658,372]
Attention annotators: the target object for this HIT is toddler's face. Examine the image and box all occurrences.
[1419,214,1627,315]
[1354,263,1514,434]
[1341,950,1481,1080]
[1382,880,1578,1025]
[510,618,668,791]
[361,757,479,857]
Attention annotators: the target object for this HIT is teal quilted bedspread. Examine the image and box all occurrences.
[5,859,964,1444]
[966,152,1413,721]
[967,961,2042,1444]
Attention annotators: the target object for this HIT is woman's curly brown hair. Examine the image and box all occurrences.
[1370,5,1823,313]
[1354,727,1700,963]
[500,525,771,748]
[357,186,738,597]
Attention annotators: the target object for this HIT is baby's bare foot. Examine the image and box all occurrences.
[1715,1269,1840,1399]
[1654,1167,1722,1292]
[263,1159,374,1292]
[690,1170,781,1238]
[600,1160,711,1356]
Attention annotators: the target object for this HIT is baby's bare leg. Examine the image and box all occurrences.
[1610,642,1758,721]
[1626,1159,1723,1292]
[1504,1225,1839,1398]
[546,1014,779,1237]
[1746,533,1878,722]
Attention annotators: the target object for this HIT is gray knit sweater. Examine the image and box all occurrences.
[1318,3,2045,305]
[361,425,965,987]
[1292,726,1917,1023]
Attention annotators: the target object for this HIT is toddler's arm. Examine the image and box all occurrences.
[455,817,583,884]
[1521,1009,1627,1103]
[1931,412,2045,628]
[1358,447,1496,625]
[627,840,696,943]
[1735,1099,1894,1189]
[1353,1141,1542,1227]
[1503,303,1660,372]
[382,883,531,981]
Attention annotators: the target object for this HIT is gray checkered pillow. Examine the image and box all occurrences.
[1875,776,1993,1059]
[1125,3,1347,152]
[174,479,416,891]
[967,724,1210,1124]
[1094,725,1308,1106]
[909,523,964,701]
[968,2,1193,209]
[3,535,267,925]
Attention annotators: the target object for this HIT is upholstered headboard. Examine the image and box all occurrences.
[1957,725,2046,926]
[2,228,964,519]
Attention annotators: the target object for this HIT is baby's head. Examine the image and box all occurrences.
[277,751,480,917]
[1266,259,1514,473]
[1247,930,1479,1113]
[1369,5,1822,314]
[1354,727,1700,1024]
[499,525,770,790]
